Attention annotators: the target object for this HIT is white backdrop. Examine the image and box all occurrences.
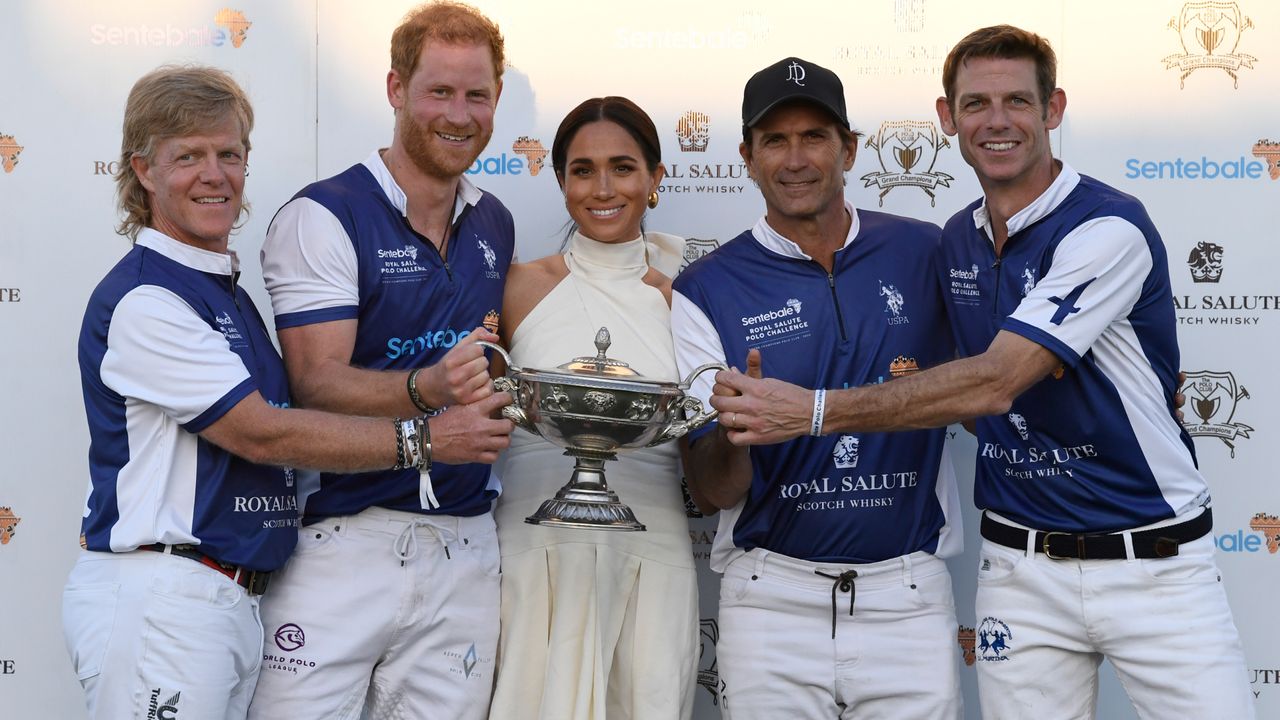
[1,1,1276,718]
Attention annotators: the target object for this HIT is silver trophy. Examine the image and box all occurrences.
[478,328,724,531]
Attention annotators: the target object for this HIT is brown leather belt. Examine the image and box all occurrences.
[141,543,270,595]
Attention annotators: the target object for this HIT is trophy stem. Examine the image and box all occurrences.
[525,449,646,531]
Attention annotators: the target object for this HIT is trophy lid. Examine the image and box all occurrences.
[556,327,643,378]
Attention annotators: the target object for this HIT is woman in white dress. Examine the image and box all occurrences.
[487,97,699,720]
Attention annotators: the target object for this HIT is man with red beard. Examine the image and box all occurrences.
[248,3,515,718]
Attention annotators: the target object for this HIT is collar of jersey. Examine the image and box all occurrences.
[363,149,481,222]
[750,198,861,261]
[970,161,1081,238]
[136,227,239,276]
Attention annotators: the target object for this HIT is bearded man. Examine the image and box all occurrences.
[248,3,515,718]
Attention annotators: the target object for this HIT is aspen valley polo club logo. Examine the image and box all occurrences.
[666,114,746,195]
[0,134,22,173]
[1164,2,1256,89]
[1184,370,1253,457]
[861,121,953,206]
[91,9,252,48]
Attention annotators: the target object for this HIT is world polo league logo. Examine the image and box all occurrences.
[274,623,305,652]
[1253,139,1280,180]
[861,121,953,207]
[1164,2,1257,89]
[1187,241,1224,282]
[1185,370,1253,457]
[676,111,711,153]
[0,134,22,173]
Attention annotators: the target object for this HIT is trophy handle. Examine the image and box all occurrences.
[475,340,521,373]
[492,376,539,435]
[679,362,728,390]
[647,361,727,446]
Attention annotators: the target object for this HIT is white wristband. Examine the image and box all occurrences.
[810,388,826,437]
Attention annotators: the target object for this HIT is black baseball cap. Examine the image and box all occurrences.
[742,57,850,131]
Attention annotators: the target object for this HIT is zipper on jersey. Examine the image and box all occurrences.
[826,269,849,342]
[990,255,1001,318]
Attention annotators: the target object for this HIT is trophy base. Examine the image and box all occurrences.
[525,486,646,532]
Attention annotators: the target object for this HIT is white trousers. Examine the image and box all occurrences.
[716,549,962,720]
[247,507,501,720]
[975,531,1255,719]
[62,550,264,720]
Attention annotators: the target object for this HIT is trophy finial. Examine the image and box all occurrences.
[594,327,611,361]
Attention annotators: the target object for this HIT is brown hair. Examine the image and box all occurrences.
[391,1,505,83]
[551,96,662,178]
[116,65,253,240]
[942,25,1057,110]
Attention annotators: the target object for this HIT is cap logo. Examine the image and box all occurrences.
[786,61,806,87]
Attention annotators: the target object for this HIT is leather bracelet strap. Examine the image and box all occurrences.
[407,368,436,414]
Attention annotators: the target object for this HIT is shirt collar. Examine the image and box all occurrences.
[362,149,481,220]
[136,227,239,275]
[970,161,1081,238]
[750,199,861,260]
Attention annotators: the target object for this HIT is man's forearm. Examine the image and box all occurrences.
[686,426,752,510]
[291,357,422,418]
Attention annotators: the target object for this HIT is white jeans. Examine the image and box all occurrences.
[247,507,501,720]
[716,549,962,720]
[975,531,1254,719]
[62,550,264,720]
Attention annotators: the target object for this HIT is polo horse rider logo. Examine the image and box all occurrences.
[861,121,953,206]
[1164,2,1257,88]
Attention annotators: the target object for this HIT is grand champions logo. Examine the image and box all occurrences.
[1184,370,1253,456]
[1164,1,1257,89]
[861,120,953,206]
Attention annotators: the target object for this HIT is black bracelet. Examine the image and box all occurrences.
[392,417,407,470]
[418,417,432,473]
[407,368,436,414]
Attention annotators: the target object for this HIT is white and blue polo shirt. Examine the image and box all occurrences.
[937,163,1206,533]
[261,151,514,520]
[673,202,962,570]
[78,229,299,572]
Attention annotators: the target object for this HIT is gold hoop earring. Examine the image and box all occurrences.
[647,191,659,209]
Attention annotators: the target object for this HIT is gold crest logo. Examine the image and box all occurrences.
[214,8,252,48]
[861,121,953,206]
[889,355,919,377]
[511,136,547,177]
[957,626,976,666]
[1249,513,1280,553]
[676,111,710,153]
[1164,2,1257,88]
[0,135,23,173]
[0,506,20,545]
[1252,139,1280,180]
[1185,370,1253,457]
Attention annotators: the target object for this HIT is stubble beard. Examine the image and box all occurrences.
[401,112,489,180]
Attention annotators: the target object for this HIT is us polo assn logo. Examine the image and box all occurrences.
[861,121,953,206]
[879,281,909,324]
[677,111,710,152]
[511,137,547,176]
[1250,513,1280,553]
[1253,139,1280,180]
[679,238,721,273]
[957,626,977,666]
[977,617,1012,661]
[1185,370,1253,456]
[1164,2,1257,89]
[477,238,499,279]
[146,688,181,720]
[1021,266,1037,295]
[833,435,860,469]
[0,134,22,173]
[698,618,724,705]
[1187,241,1224,282]
[0,506,20,544]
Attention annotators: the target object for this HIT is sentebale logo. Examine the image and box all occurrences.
[1253,139,1280,180]
[511,137,547,177]
[0,135,22,173]
[0,506,19,545]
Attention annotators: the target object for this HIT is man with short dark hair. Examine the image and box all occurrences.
[711,25,1254,719]
[248,2,516,718]
[672,57,963,718]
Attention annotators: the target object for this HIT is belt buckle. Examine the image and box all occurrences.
[245,570,270,596]
[1041,531,1073,560]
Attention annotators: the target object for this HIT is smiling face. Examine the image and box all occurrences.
[741,102,856,236]
[131,114,246,252]
[937,56,1064,200]
[390,40,501,179]
[559,120,664,245]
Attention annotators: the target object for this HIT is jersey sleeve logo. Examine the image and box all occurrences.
[1048,278,1096,325]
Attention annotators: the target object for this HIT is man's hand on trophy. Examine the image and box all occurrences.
[711,349,812,446]
[420,327,499,409]
[428,391,515,465]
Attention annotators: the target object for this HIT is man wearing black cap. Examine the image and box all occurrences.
[671,57,963,718]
